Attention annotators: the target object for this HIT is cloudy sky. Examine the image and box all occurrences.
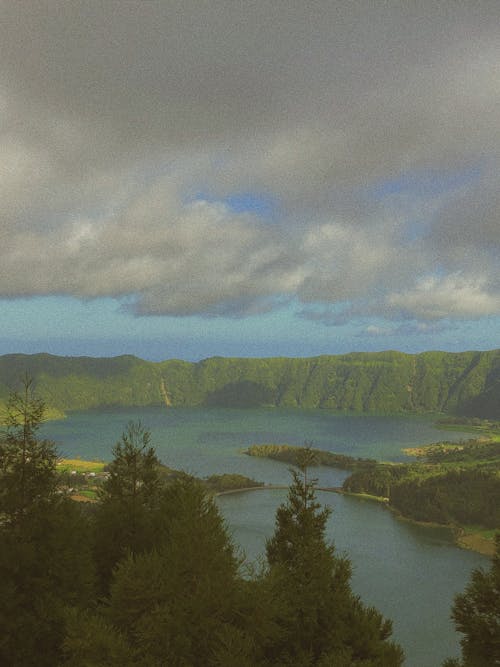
[1,1,499,361]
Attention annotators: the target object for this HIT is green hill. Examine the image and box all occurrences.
[0,349,499,418]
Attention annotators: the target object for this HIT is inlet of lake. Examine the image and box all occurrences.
[41,407,489,667]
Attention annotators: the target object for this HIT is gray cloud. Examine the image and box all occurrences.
[0,2,499,323]
[387,274,500,321]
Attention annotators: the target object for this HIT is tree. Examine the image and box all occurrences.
[109,477,243,663]
[100,420,161,508]
[264,458,404,665]
[61,608,135,667]
[0,378,95,666]
[443,533,500,667]
[69,476,253,666]
[93,421,163,590]
[0,375,58,524]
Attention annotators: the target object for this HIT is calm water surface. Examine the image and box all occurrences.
[42,407,488,667]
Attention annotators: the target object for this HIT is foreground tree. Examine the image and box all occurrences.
[61,608,135,667]
[443,533,500,667]
[0,375,58,524]
[109,481,243,665]
[93,420,162,589]
[65,476,255,666]
[264,456,404,666]
[0,378,95,666]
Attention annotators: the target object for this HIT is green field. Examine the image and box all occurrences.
[57,458,107,473]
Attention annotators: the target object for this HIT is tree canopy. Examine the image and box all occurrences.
[444,533,500,667]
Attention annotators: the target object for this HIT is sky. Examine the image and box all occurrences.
[0,1,499,361]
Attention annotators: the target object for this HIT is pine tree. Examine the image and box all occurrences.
[444,533,500,667]
[61,608,135,667]
[93,420,162,589]
[0,375,58,525]
[0,378,95,666]
[100,420,161,509]
[264,457,404,665]
[90,477,250,666]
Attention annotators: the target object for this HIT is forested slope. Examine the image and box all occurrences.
[0,349,499,417]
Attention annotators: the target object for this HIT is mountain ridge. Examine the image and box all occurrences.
[0,350,499,418]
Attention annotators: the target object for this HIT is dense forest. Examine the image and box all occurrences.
[342,438,500,532]
[0,349,500,417]
[0,380,406,666]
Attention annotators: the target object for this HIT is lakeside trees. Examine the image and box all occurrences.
[0,380,403,665]
[343,452,500,530]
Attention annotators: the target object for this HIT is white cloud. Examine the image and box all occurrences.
[387,274,500,321]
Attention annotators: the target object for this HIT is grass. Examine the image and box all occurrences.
[57,458,107,473]
[461,525,498,541]
[77,489,98,500]
[342,490,389,503]
[455,525,498,557]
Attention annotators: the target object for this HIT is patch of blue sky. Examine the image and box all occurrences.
[0,295,341,360]
[224,192,277,218]
[368,164,482,200]
[187,190,279,220]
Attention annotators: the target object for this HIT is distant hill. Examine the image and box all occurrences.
[0,350,499,418]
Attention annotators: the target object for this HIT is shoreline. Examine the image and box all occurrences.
[453,528,497,557]
[59,455,497,557]
[216,485,496,556]
[340,489,496,557]
[215,484,288,496]
[322,486,496,557]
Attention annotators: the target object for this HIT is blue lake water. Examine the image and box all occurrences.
[41,407,488,667]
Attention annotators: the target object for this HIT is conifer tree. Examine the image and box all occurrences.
[0,378,95,666]
[0,375,58,525]
[443,533,500,667]
[264,454,404,666]
[100,420,161,508]
[93,420,163,590]
[81,477,251,666]
[61,608,136,667]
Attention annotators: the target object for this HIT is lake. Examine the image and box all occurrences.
[41,407,488,667]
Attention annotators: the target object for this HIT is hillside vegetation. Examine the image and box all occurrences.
[0,349,499,417]
[342,436,500,547]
